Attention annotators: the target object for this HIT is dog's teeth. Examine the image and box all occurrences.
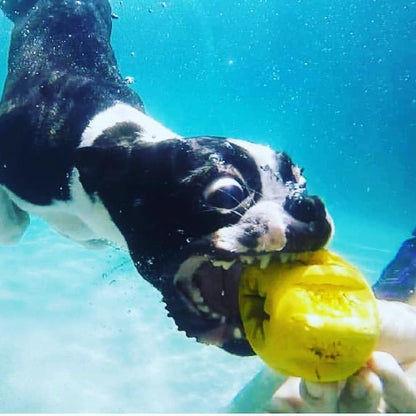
[280,253,290,263]
[287,253,296,262]
[220,316,226,324]
[211,260,235,270]
[240,256,254,265]
[197,304,210,313]
[211,312,221,319]
[233,327,243,339]
[278,253,303,264]
[190,289,204,304]
[259,254,272,269]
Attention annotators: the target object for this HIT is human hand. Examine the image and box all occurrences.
[269,351,416,413]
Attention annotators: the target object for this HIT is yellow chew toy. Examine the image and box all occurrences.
[239,249,380,382]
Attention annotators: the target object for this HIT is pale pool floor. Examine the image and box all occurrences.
[0,214,408,412]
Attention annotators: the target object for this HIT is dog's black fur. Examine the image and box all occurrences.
[0,0,142,205]
[0,0,333,355]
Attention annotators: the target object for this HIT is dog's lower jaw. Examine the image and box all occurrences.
[121,208,333,356]
[161,278,254,356]
[161,248,333,356]
[127,246,254,356]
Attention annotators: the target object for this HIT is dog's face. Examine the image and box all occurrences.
[76,134,333,355]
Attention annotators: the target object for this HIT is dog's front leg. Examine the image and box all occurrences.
[0,186,29,244]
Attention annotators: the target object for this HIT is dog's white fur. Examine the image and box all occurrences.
[0,102,182,249]
[0,186,29,244]
[0,171,126,248]
[80,102,179,147]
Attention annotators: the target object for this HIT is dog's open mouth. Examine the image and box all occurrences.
[173,252,304,351]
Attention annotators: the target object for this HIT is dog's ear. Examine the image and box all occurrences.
[75,145,131,192]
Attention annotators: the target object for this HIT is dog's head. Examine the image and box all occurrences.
[77,133,333,355]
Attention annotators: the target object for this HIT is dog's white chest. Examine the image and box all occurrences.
[1,170,128,249]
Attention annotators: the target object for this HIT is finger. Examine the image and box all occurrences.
[338,367,383,413]
[300,380,338,413]
[268,396,300,413]
[369,351,416,412]
[269,377,303,412]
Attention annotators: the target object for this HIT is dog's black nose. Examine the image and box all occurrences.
[284,195,326,223]
[283,195,332,252]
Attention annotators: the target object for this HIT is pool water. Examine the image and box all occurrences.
[0,0,414,412]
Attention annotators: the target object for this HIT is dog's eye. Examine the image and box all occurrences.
[204,177,246,210]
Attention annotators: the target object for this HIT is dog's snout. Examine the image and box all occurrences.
[284,195,326,223]
[284,195,333,252]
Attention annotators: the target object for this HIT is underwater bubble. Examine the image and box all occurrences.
[124,76,135,84]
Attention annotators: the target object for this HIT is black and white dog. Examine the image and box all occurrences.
[0,0,333,355]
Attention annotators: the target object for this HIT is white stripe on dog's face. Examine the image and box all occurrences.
[211,139,296,254]
[229,139,288,202]
[80,101,180,147]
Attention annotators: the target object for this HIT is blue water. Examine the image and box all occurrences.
[0,0,414,412]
